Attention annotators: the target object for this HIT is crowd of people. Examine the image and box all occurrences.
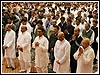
[2,2,98,73]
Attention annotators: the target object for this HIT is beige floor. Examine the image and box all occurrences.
[2,57,98,73]
[2,58,37,73]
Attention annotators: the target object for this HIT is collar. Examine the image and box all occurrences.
[38,35,43,39]
[83,46,90,52]
[86,29,91,32]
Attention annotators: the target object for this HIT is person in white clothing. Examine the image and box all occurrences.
[53,32,71,73]
[17,25,31,73]
[18,17,33,36]
[32,28,49,73]
[3,24,16,70]
[73,38,95,73]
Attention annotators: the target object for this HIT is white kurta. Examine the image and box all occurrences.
[3,30,16,58]
[17,31,31,62]
[32,35,49,68]
[53,39,71,73]
[74,46,95,73]
[18,22,33,36]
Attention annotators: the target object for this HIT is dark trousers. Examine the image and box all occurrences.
[92,42,98,64]
[70,58,77,73]
[50,51,55,68]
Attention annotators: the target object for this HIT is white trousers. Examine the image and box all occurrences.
[19,60,31,73]
[35,66,48,73]
[6,58,15,68]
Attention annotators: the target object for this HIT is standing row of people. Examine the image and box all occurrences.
[3,23,96,73]
[2,2,98,73]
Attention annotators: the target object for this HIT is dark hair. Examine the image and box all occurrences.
[54,26,59,30]
[61,10,65,13]
[8,16,13,20]
[37,27,45,32]
[85,23,90,27]
[89,11,92,14]
[76,19,81,22]
[93,19,98,24]
[25,26,27,30]
[56,14,59,17]
[37,20,43,25]
[60,17,65,20]
[67,17,72,23]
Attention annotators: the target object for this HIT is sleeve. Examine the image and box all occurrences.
[17,33,21,46]
[28,23,33,33]
[59,43,71,64]
[90,31,95,45]
[73,49,80,60]
[39,38,49,52]
[82,49,95,64]
[18,24,21,36]
[6,31,15,47]
[22,33,31,49]
[54,41,59,60]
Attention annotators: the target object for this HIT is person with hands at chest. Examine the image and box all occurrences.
[73,38,95,73]
[32,28,49,73]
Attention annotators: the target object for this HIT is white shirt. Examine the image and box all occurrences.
[3,30,16,58]
[74,46,95,73]
[53,39,71,73]
[18,22,33,36]
[17,31,31,62]
[32,35,49,67]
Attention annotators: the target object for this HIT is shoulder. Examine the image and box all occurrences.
[25,31,30,35]
[65,39,70,46]
[11,30,15,34]
[34,36,39,41]
[25,31,31,38]
[55,40,59,44]
[43,36,48,41]
[88,46,94,53]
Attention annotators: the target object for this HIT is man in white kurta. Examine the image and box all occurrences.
[73,38,95,73]
[17,25,31,73]
[32,28,49,73]
[18,17,33,36]
[53,32,71,73]
[3,24,16,70]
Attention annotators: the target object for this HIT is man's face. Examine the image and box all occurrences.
[7,19,12,24]
[85,24,89,30]
[58,34,64,41]
[74,29,79,36]
[47,15,51,20]
[54,27,58,33]
[81,40,89,49]
[76,20,80,25]
[52,21,56,26]
[37,24,42,28]
[37,29,43,37]
[22,21,27,25]
[5,25,10,31]
[21,26,26,33]
[93,21,97,27]
[67,21,71,26]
